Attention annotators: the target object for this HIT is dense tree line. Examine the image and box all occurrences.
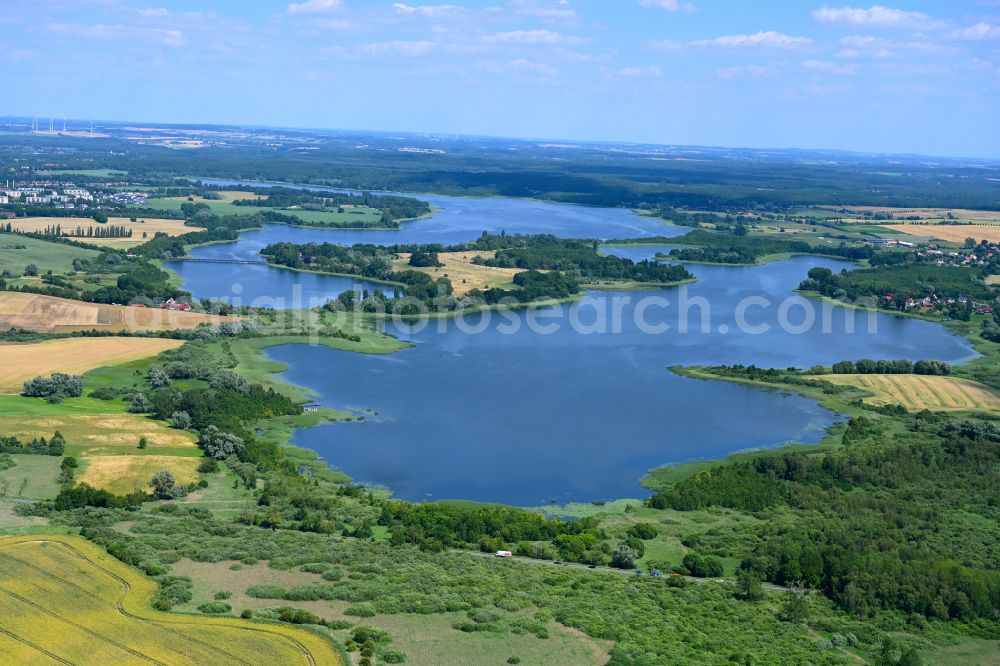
[666,230,876,265]
[229,186,430,222]
[647,418,1000,622]
[800,265,994,305]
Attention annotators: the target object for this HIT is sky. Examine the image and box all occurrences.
[3,1,1000,157]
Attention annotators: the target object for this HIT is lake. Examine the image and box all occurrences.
[171,185,976,505]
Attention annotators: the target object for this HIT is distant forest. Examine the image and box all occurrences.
[4,133,1000,210]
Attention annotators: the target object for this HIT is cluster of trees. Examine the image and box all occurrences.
[22,373,83,400]
[28,223,133,239]
[828,359,951,375]
[666,230,876,265]
[377,501,604,557]
[466,233,692,284]
[649,418,1000,622]
[229,187,430,222]
[0,431,65,456]
[800,265,993,306]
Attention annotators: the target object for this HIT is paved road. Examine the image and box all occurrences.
[456,549,790,592]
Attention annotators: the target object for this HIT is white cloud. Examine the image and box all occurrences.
[638,0,696,11]
[813,5,938,30]
[716,64,776,79]
[691,31,810,49]
[359,40,437,57]
[802,59,857,74]
[507,58,558,76]
[46,22,185,46]
[392,3,465,18]
[646,39,684,51]
[509,0,579,24]
[618,64,663,77]
[287,0,342,15]
[950,22,1000,41]
[491,29,581,45]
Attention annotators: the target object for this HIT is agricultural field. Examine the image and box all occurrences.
[146,193,383,227]
[879,223,1000,244]
[4,217,203,249]
[817,206,1000,223]
[0,232,101,274]
[0,337,183,393]
[816,374,1000,412]
[0,292,229,333]
[393,251,521,296]
[77,455,201,495]
[0,535,343,665]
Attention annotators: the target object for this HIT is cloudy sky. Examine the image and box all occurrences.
[4,1,1000,157]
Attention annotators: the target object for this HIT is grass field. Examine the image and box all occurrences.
[4,217,202,249]
[0,535,343,665]
[0,455,63,500]
[879,223,1000,244]
[0,292,230,333]
[0,337,184,393]
[34,169,123,177]
[0,396,197,457]
[77,455,201,495]
[0,232,101,274]
[393,251,521,296]
[817,374,1000,412]
[924,638,1000,665]
[146,194,383,227]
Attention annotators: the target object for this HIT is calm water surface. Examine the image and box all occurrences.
[172,184,975,504]
[265,256,975,505]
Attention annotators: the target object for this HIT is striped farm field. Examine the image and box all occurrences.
[0,535,343,665]
[0,292,230,333]
[0,337,183,393]
[818,374,1000,412]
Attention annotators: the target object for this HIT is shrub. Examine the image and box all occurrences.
[345,604,376,617]
[198,601,232,614]
[169,411,192,429]
[246,585,286,599]
[383,650,407,663]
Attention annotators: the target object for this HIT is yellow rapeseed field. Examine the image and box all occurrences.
[0,337,183,393]
[0,535,343,665]
[0,292,229,333]
[818,374,1000,412]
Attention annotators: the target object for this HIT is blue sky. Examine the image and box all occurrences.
[3,1,1000,157]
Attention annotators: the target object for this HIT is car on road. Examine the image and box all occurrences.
[649,571,662,577]
[588,564,597,569]
[634,570,644,575]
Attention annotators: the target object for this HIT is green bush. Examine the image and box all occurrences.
[197,601,231,614]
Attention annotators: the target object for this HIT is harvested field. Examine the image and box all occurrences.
[77,455,201,495]
[163,191,259,204]
[819,206,1000,222]
[0,292,229,333]
[394,251,522,297]
[879,224,1000,244]
[817,374,1000,412]
[5,217,203,248]
[0,337,183,393]
[0,535,343,665]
